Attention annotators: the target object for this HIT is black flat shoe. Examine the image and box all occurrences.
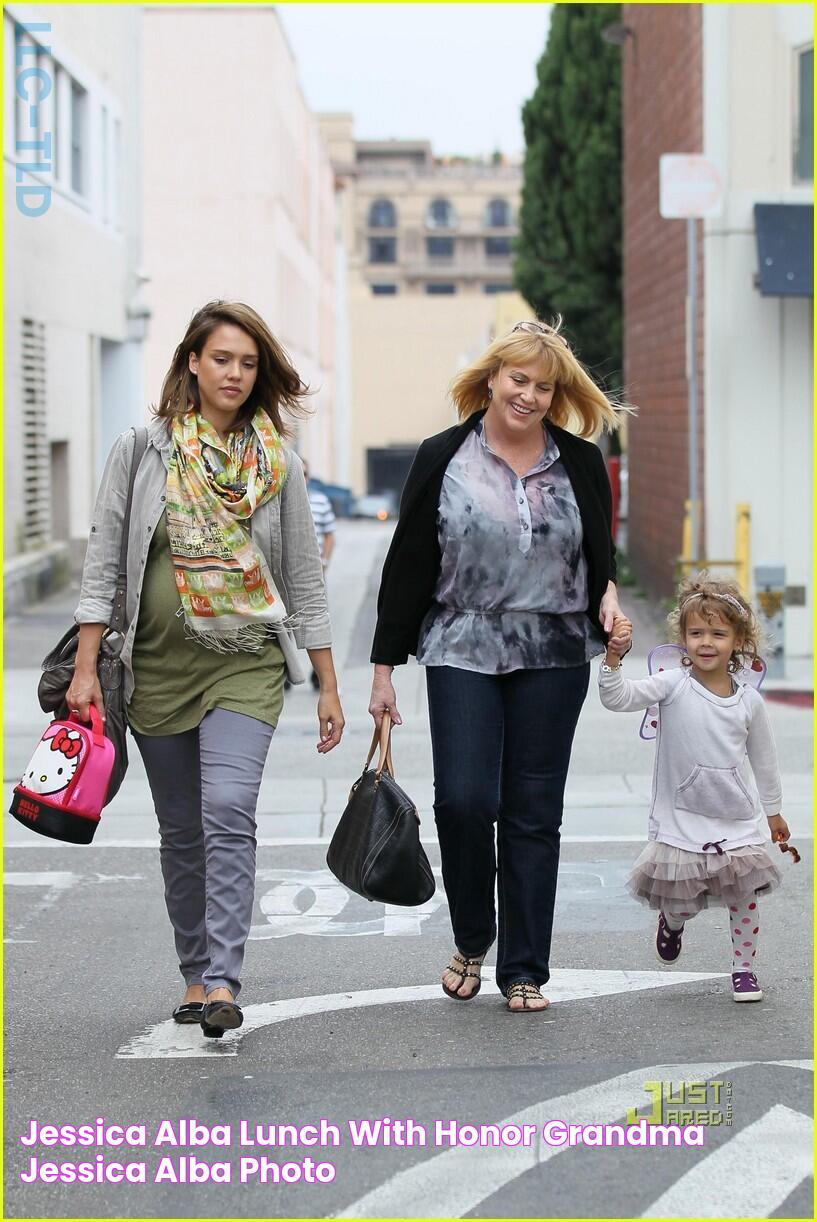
[201,1022,225,1039]
[201,1000,243,1034]
[172,1002,205,1024]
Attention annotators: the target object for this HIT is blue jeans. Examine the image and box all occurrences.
[426,663,590,993]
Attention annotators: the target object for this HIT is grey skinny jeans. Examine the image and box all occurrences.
[133,708,274,998]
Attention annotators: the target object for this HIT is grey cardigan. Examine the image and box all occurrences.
[75,416,332,698]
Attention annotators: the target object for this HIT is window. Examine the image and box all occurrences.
[112,117,121,226]
[485,236,512,257]
[794,45,813,183]
[371,284,398,295]
[485,198,511,227]
[425,283,456,295]
[483,283,514,294]
[4,17,15,157]
[44,57,58,179]
[426,236,454,258]
[14,25,33,150]
[426,197,456,229]
[101,105,109,222]
[70,80,87,195]
[368,236,396,264]
[368,198,396,228]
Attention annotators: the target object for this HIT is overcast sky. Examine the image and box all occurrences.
[276,4,553,159]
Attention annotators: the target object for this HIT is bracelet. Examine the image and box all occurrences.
[600,660,622,673]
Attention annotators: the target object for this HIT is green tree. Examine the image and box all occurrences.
[514,5,622,391]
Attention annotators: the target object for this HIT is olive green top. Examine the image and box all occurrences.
[127,513,285,736]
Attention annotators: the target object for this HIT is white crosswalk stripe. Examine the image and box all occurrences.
[331,1062,812,1219]
[641,1103,813,1218]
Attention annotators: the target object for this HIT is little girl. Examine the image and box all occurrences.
[599,577,790,1002]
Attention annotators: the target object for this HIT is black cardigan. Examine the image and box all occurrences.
[370,410,617,666]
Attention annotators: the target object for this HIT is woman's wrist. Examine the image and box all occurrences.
[307,647,337,692]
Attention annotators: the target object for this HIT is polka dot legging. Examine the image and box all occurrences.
[664,898,760,971]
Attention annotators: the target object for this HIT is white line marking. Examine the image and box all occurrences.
[4,871,80,887]
[331,1062,813,1219]
[4,834,728,849]
[4,871,81,927]
[115,969,723,1059]
[641,1104,813,1218]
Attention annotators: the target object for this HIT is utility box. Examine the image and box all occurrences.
[754,565,785,679]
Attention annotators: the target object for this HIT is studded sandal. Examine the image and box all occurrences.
[441,950,486,1001]
[505,982,550,1013]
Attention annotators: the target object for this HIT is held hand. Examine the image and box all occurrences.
[599,585,622,634]
[317,689,345,754]
[64,668,106,724]
[369,672,403,730]
[607,615,633,658]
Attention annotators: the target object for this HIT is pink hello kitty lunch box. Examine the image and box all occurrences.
[10,708,115,844]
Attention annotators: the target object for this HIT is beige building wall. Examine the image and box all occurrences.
[350,151,521,298]
[4,3,144,581]
[323,119,526,494]
[142,7,338,480]
[348,294,532,495]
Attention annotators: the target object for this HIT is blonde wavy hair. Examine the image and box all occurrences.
[668,575,762,671]
[449,318,631,439]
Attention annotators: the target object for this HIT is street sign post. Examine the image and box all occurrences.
[659,155,724,564]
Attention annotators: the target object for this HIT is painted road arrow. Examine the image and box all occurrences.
[116,967,723,1059]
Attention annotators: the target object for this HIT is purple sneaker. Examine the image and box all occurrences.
[655,912,684,963]
[732,971,763,1002]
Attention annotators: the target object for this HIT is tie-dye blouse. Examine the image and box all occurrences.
[416,421,604,673]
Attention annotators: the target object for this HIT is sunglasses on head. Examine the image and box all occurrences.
[511,320,569,349]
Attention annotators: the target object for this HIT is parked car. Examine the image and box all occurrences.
[350,492,398,521]
[308,480,354,519]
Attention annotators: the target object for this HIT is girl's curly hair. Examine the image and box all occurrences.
[668,575,762,672]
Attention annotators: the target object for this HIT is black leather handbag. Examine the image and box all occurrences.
[327,715,435,906]
[37,427,148,806]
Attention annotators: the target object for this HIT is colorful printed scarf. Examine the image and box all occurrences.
[166,408,288,651]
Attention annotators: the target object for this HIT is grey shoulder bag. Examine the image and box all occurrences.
[37,427,149,805]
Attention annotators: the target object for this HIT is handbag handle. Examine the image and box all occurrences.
[68,705,106,747]
[365,713,395,779]
[109,426,149,636]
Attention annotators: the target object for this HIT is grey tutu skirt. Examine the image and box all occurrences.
[626,841,783,913]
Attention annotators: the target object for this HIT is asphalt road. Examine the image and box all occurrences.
[4,521,813,1218]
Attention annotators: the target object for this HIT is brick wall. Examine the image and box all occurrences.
[622,4,704,599]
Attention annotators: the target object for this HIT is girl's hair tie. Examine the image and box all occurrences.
[773,829,802,864]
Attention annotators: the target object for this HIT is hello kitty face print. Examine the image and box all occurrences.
[22,726,84,795]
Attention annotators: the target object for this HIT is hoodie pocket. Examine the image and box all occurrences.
[675,765,755,821]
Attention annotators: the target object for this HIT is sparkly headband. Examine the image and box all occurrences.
[682,591,748,620]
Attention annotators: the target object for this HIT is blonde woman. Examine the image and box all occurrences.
[369,320,630,1012]
[69,301,344,1037]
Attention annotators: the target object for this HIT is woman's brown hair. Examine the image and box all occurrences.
[153,300,311,437]
[449,318,632,439]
